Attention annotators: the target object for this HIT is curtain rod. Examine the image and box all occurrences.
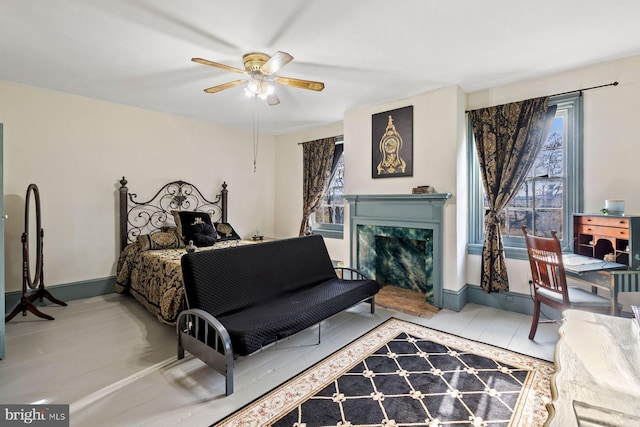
[297,135,344,145]
[465,81,618,113]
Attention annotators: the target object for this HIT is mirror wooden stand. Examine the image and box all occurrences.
[5,184,66,322]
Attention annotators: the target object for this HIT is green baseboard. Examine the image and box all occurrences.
[4,276,116,313]
[442,286,468,311]
[5,277,567,321]
[443,283,563,319]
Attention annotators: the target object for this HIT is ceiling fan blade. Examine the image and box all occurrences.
[260,51,293,75]
[203,79,246,93]
[192,57,245,74]
[273,76,325,91]
[267,94,281,106]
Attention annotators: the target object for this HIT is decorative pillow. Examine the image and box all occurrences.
[214,222,241,241]
[189,221,217,247]
[137,230,184,251]
[172,210,218,247]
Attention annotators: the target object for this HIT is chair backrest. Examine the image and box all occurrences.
[181,234,337,317]
[522,226,569,304]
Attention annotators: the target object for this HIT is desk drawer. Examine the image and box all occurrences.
[578,216,628,228]
[578,224,629,238]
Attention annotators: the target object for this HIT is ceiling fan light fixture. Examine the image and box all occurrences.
[245,79,261,97]
[194,50,324,105]
[245,79,275,100]
[260,82,275,99]
[259,82,275,99]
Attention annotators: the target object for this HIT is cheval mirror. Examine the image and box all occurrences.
[5,184,66,322]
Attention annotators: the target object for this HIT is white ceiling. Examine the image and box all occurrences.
[2,0,640,135]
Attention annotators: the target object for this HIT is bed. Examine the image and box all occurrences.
[115,177,247,324]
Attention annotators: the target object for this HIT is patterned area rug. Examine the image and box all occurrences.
[214,318,554,427]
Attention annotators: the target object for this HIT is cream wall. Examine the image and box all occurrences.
[273,86,467,293]
[273,54,640,308]
[466,54,640,297]
[342,85,466,292]
[5,53,639,304]
[1,80,276,293]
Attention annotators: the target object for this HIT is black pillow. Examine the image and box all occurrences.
[172,211,218,247]
[214,222,241,241]
[190,222,217,247]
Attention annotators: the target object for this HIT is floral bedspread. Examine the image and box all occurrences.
[116,240,250,325]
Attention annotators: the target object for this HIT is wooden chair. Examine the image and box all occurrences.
[522,226,613,340]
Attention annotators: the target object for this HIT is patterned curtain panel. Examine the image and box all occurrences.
[299,137,337,236]
[470,97,557,293]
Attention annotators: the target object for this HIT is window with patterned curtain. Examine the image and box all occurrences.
[312,137,344,238]
[299,137,337,236]
[468,93,583,258]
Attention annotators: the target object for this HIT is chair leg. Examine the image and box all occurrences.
[528,300,541,340]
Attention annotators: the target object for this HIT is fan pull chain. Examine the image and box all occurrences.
[252,104,259,172]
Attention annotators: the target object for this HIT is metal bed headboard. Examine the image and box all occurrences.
[118,176,228,251]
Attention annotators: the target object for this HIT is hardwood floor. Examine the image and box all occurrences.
[0,293,559,426]
[375,285,441,318]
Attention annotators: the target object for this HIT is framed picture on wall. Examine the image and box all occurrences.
[371,105,413,178]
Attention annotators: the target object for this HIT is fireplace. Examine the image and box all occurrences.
[345,193,451,307]
[357,225,433,299]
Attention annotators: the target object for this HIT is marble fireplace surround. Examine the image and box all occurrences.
[345,193,452,308]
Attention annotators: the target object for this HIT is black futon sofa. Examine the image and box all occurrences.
[177,234,380,395]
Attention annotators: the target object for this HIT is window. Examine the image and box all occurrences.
[468,93,583,258]
[312,139,344,238]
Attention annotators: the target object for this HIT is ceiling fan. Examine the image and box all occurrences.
[192,51,325,106]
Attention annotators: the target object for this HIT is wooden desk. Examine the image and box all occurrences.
[546,310,640,426]
[573,213,640,270]
[563,253,638,316]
